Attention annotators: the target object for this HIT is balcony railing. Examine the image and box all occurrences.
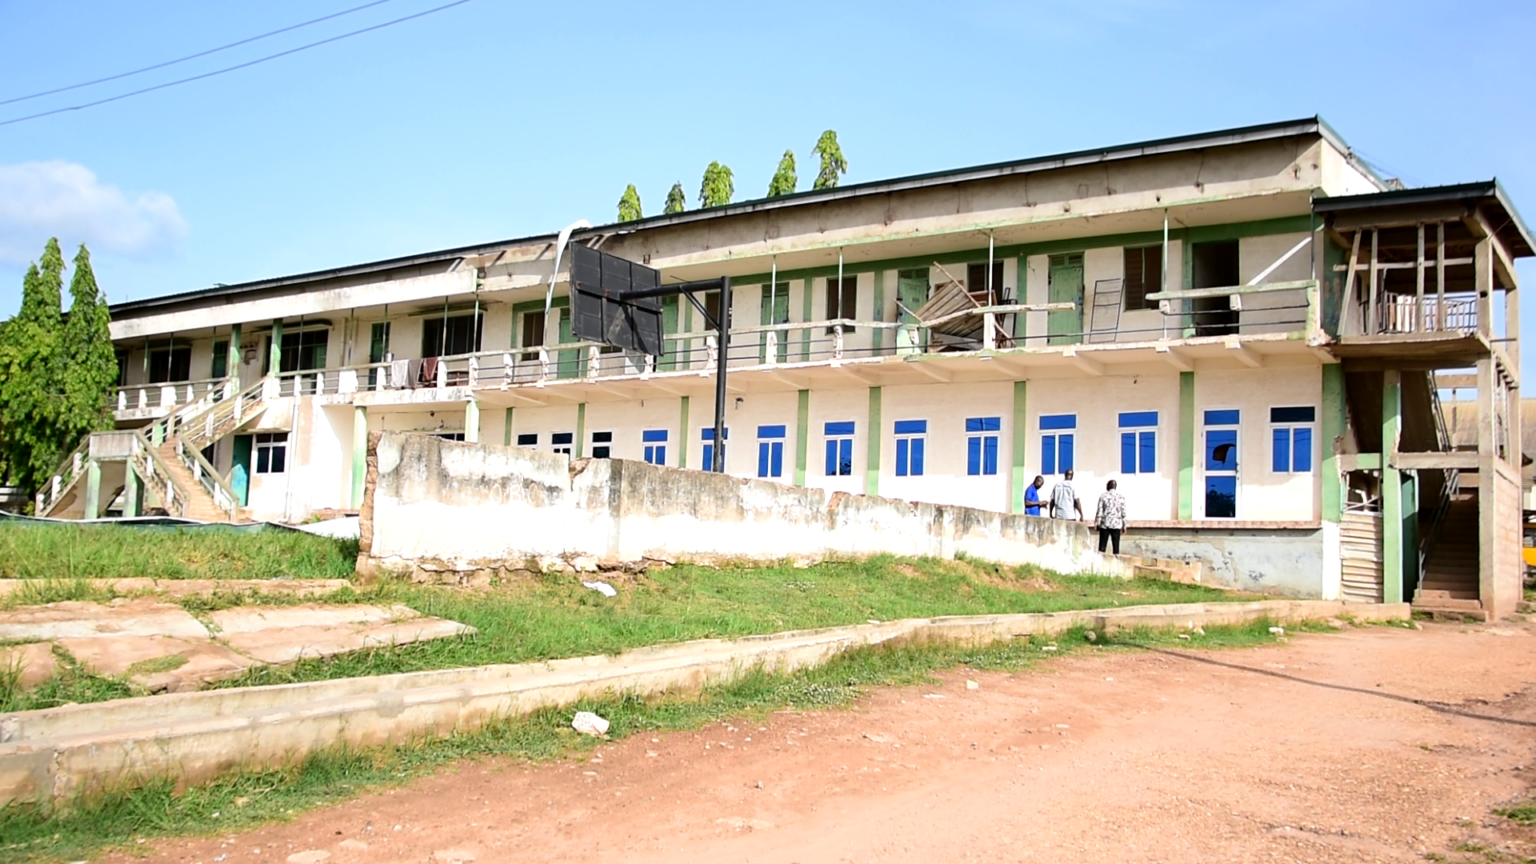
[116,377,234,413]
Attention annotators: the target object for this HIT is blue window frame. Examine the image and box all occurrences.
[515,433,538,448]
[1118,411,1157,474]
[1039,414,1075,476]
[967,417,1001,476]
[824,421,854,476]
[757,425,786,478]
[1270,406,1315,473]
[894,420,926,477]
[551,431,573,456]
[642,429,668,466]
[1203,410,1239,518]
[701,427,729,472]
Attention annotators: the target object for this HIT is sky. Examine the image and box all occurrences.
[0,0,1532,373]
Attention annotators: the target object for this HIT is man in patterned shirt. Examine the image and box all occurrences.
[1095,478,1126,554]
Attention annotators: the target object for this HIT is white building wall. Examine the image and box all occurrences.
[1194,365,1321,522]
[880,380,1014,512]
[802,386,868,497]
[584,398,684,464]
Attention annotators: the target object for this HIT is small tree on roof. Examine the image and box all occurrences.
[812,130,848,190]
[698,162,734,208]
[663,182,687,214]
[767,150,797,197]
[617,184,643,222]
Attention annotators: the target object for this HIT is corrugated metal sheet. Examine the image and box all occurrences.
[1340,512,1384,603]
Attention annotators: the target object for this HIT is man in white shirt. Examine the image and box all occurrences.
[1050,469,1084,521]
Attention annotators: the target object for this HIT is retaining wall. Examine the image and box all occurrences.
[0,599,1408,806]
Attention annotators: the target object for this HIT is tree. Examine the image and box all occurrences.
[617,184,643,222]
[664,182,687,215]
[698,161,734,208]
[767,150,797,197]
[812,130,848,190]
[59,245,116,445]
[0,238,67,493]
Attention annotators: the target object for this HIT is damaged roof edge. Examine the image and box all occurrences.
[111,115,1361,319]
[1314,180,1536,258]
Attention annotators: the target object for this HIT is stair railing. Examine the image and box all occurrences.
[33,436,94,515]
[178,376,271,452]
[1418,381,1462,579]
[129,430,198,519]
[173,435,242,520]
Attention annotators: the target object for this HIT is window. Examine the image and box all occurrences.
[148,345,191,383]
[894,420,926,477]
[268,329,328,374]
[1119,411,1158,474]
[435,432,466,442]
[115,350,128,387]
[422,314,483,359]
[701,427,729,471]
[516,433,538,448]
[1270,406,1315,473]
[967,417,1001,476]
[1039,414,1076,476]
[824,421,855,476]
[757,425,786,478]
[591,431,612,459]
[966,261,1005,304]
[1203,409,1240,518]
[520,311,545,362]
[551,432,573,456]
[702,291,724,329]
[825,276,858,333]
[211,341,229,380]
[642,429,668,465]
[1123,245,1164,311]
[254,432,287,474]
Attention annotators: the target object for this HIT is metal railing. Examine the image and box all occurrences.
[173,434,241,520]
[1418,382,1463,582]
[128,430,198,519]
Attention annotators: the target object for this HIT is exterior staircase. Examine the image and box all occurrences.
[153,441,238,521]
[1412,490,1487,620]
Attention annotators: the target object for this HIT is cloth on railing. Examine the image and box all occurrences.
[390,359,410,389]
[420,356,440,387]
[405,358,423,390]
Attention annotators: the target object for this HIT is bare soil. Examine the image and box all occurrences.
[108,619,1536,864]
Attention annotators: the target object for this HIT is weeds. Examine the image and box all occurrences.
[0,523,358,581]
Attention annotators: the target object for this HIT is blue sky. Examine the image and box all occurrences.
[1,0,1532,371]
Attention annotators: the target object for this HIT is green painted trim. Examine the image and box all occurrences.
[268,319,283,377]
[1013,256,1028,337]
[794,389,810,485]
[351,406,368,509]
[1381,371,1403,604]
[511,296,569,315]
[83,461,101,520]
[800,278,813,361]
[871,270,885,352]
[1011,380,1028,513]
[865,386,882,496]
[720,217,1314,287]
[464,399,480,444]
[1177,371,1195,520]
[503,407,514,446]
[1353,453,1382,470]
[228,324,242,379]
[122,466,140,518]
[575,402,587,458]
[1320,364,1345,522]
[678,396,690,469]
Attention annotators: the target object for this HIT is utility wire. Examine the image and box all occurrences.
[0,0,400,108]
[0,0,474,129]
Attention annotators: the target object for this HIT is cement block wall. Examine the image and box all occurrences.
[360,432,1133,579]
[1119,526,1326,597]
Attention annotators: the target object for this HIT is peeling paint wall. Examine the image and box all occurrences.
[1120,526,1325,595]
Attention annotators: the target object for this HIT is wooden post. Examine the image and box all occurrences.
[1415,224,1426,332]
[1436,222,1447,331]
[1366,230,1379,336]
[1341,230,1361,336]
[1476,239,1494,339]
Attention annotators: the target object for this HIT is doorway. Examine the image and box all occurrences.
[1047,254,1084,345]
[1192,240,1240,336]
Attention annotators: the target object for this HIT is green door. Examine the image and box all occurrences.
[658,296,681,371]
[556,308,580,379]
[1048,253,1084,345]
[231,434,253,506]
[895,269,930,354]
[759,283,790,363]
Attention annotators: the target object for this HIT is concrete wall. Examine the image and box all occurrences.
[1120,526,1326,596]
[361,433,1134,579]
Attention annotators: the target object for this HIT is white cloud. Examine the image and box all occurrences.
[0,160,188,265]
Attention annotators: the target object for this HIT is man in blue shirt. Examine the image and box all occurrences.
[1024,474,1044,516]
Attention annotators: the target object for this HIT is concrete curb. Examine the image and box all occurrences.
[0,599,1407,807]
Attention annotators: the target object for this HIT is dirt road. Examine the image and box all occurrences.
[115,620,1536,863]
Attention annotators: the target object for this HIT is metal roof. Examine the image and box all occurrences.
[110,116,1357,319]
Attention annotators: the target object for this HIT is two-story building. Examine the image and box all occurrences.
[42,117,1530,618]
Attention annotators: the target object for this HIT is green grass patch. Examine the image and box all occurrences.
[217,558,1252,689]
[0,523,358,581]
[0,620,1297,864]
[1495,800,1536,826]
[0,648,134,714]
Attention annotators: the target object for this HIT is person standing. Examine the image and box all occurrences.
[1050,469,1083,521]
[1024,474,1045,516]
[1095,478,1127,555]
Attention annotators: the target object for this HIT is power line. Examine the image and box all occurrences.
[0,0,400,108]
[0,0,474,129]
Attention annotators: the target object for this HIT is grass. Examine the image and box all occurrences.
[0,618,1302,864]
[0,522,358,581]
[1496,801,1536,826]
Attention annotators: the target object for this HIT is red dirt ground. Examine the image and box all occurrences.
[107,619,1536,864]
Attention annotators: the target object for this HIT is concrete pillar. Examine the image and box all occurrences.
[1010,380,1028,513]
[351,406,367,510]
[503,407,514,446]
[794,389,809,486]
[1321,364,1346,523]
[1177,371,1195,520]
[575,403,586,459]
[123,467,140,518]
[268,319,283,377]
[464,400,480,444]
[1381,369,1404,604]
[228,324,242,382]
[1477,354,1497,611]
[864,386,882,497]
[83,461,101,519]
[678,396,690,470]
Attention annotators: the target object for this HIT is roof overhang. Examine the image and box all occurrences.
[1313,180,1535,258]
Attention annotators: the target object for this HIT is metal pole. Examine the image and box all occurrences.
[711,276,732,472]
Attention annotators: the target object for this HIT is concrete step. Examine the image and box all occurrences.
[1414,588,1480,603]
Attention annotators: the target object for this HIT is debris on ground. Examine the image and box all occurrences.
[581,581,618,597]
[572,711,610,736]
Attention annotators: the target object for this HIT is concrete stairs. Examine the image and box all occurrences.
[1413,492,1487,621]
[152,442,237,522]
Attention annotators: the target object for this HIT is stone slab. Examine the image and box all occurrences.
[0,598,207,641]
[208,603,419,635]
[221,618,474,665]
[56,635,254,693]
[0,642,58,689]
[0,579,351,599]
